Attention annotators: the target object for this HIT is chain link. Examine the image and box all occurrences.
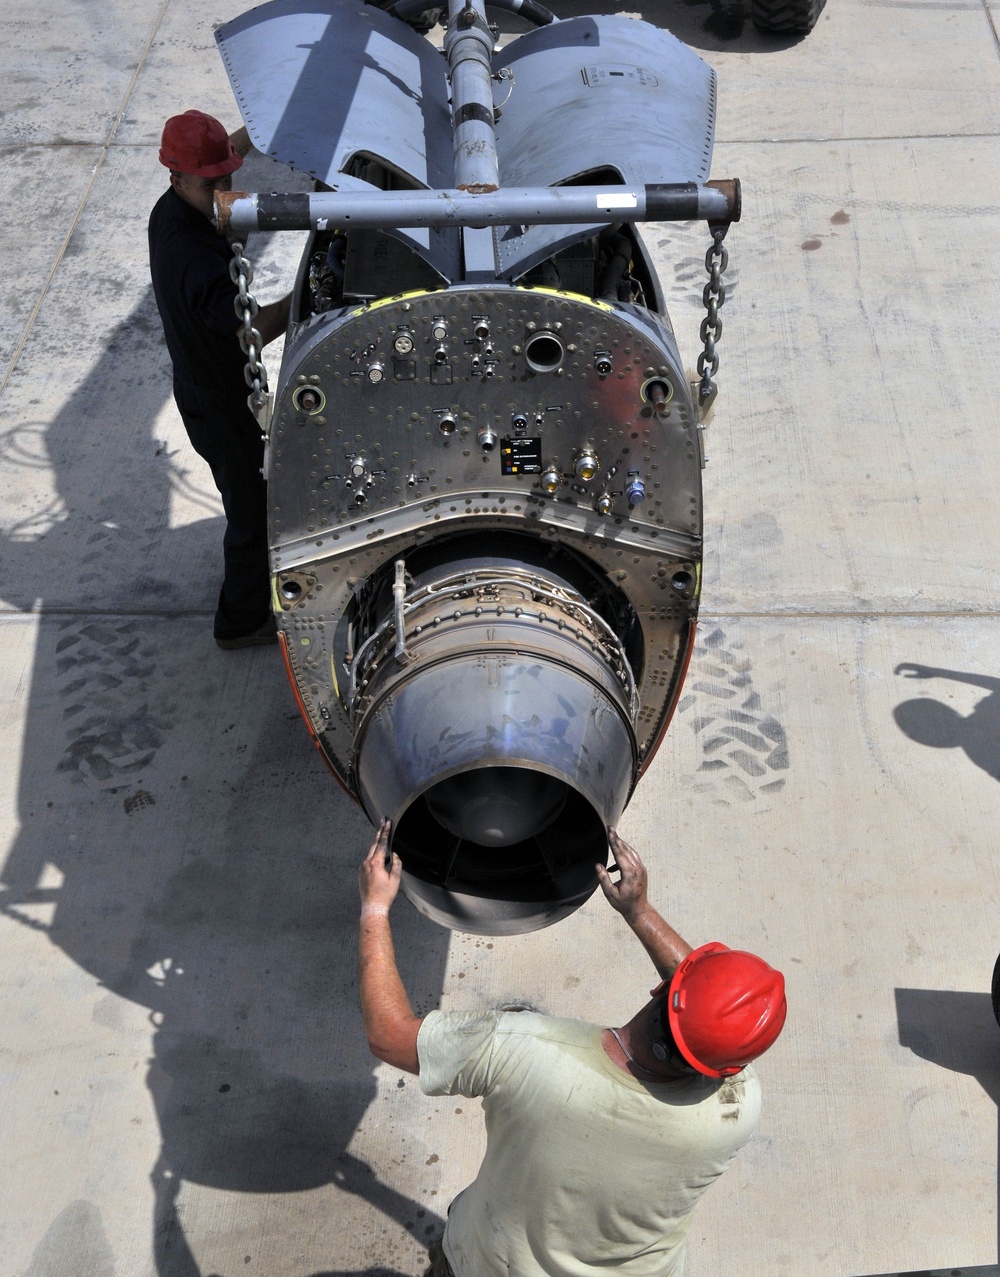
[229,240,272,431]
[696,225,730,412]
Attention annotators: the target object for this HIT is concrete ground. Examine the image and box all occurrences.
[2,0,1000,1273]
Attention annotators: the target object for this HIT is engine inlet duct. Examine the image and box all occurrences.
[215,0,734,932]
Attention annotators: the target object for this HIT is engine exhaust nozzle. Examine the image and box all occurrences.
[350,552,638,934]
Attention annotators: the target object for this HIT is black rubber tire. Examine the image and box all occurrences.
[369,1,443,33]
[750,0,827,33]
[992,952,1000,1029]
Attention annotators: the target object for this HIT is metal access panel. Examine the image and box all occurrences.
[492,16,717,278]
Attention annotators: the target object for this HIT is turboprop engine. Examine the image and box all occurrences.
[214,0,740,933]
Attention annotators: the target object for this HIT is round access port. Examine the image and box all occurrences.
[524,331,565,375]
[292,385,326,415]
[280,578,304,601]
[640,377,674,413]
[574,449,600,482]
[671,569,694,593]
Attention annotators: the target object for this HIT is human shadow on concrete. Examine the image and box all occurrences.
[893,987,1000,1277]
[893,664,1000,784]
[1,193,448,1275]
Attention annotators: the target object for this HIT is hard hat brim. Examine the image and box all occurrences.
[667,941,738,1078]
[158,148,244,179]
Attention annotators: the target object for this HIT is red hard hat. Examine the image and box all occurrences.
[667,942,787,1078]
[159,110,243,178]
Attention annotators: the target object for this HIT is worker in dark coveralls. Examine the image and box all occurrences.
[357,822,787,1277]
[148,110,290,649]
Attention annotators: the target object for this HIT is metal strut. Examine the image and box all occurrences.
[216,181,741,237]
[446,0,500,193]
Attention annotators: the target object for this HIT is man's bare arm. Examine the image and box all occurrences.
[596,829,693,981]
[231,295,290,349]
[357,819,422,1074]
[256,294,292,346]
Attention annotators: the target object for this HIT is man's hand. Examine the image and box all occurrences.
[596,830,692,979]
[358,818,401,914]
[595,828,649,923]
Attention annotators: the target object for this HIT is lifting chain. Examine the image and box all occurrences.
[229,240,273,433]
[696,224,730,415]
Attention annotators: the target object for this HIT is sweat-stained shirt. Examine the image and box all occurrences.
[417,1009,761,1277]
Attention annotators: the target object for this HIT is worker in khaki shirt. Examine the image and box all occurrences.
[357,823,787,1277]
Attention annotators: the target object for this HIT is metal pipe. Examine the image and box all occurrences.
[392,559,411,666]
[444,0,500,192]
[216,179,741,235]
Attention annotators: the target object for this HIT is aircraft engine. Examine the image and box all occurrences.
[214,0,740,932]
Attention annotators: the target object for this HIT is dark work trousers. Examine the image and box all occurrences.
[175,387,270,640]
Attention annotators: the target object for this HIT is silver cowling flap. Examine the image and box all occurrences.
[215,0,458,278]
[492,16,717,278]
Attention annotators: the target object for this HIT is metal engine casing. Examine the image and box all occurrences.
[217,0,718,932]
[270,282,701,931]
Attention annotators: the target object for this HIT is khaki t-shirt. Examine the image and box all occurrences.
[418,1010,760,1277]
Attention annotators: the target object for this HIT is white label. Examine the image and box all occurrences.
[583,65,658,89]
[596,193,638,210]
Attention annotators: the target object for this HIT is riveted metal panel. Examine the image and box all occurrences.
[492,16,717,278]
[216,0,459,278]
[216,0,452,187]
